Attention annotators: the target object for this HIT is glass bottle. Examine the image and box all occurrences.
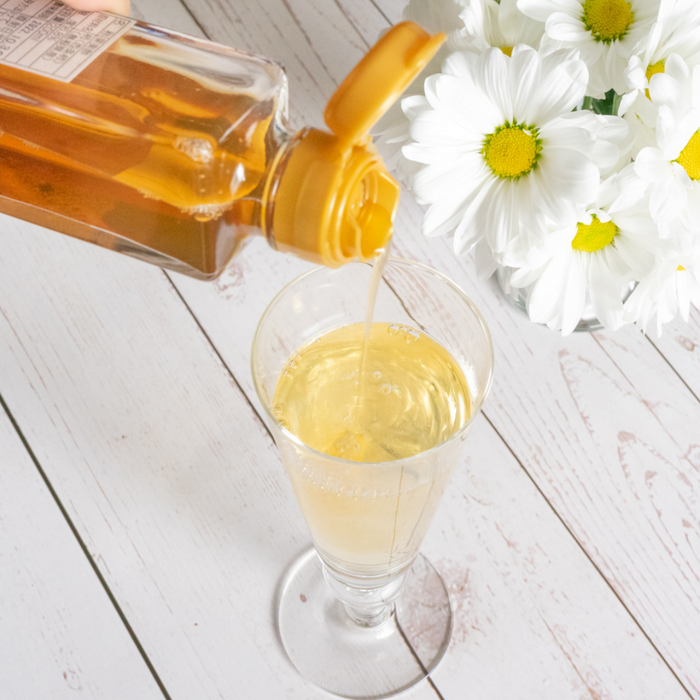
[0,5,443,279]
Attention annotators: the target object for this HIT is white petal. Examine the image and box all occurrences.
[670,109,700,158]
[477,48,513,122]
[560,255,587,335]
[649,176,688,222]
[452,176,502,252]
[528,54,589,123]
[425,73,501,134]
[527,168,575,224]
[403,0,466,34]
[516,0,568,24]
[676,270,691,321]
[664,53,692,91]
[485,179,522,252]
[539,147,600,203]
[474,238,499,279]
[510,265,545,287]
[613,214,657,238]
[499,0,546,47]
[422,197,469,238]
[440,51,481,86]
[588,253,624,330]
[401,95,431,120]
[672,161,693,190]
[634,147,673,182]
[540,122,595,152]
[411,157,487,202]
[408,114,477,149]
[649,70,683,109]
[546,11,590,42]
[603,38,630,95]
[509,46,542,117]
[624,55,646,92]
[528,254,573,324]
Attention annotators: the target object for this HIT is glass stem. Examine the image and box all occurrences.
[322,564,408,628]
[344,601,394,627]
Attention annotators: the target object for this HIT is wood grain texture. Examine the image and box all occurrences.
[389,198,700,698]
[0,217,438,700]
[162,0,698,694]
[0,0,698,699]
[172,239,690,700]
[370,0,404,25]
[326,6,700,694]
[0,405,163,700]
[647,311,700,403]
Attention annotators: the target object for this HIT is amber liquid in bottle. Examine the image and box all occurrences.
[0,21,288,279]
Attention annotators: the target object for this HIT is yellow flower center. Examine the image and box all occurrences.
[678,264,686,271]
[645,60,665,98]
[500,46,513,56]
[572,215,618,252]
[582,0,634,43]
[482,122,541,179]
[675,132,700,180]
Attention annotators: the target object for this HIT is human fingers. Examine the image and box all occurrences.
[60,0,130,15]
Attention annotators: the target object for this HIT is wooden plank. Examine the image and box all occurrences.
[370,0,404,25]
[394,233,700,692]
[168,0,364,128]
[330,0,388,45]
[390,197,700,698]
[0,2,695,700]
[0,2,433,697]
[0,217,437,700]
[647,311,700,403]
[0,404,164,700]
[172,0,700,695]
[423,416,689,699]
[173,238,690,700]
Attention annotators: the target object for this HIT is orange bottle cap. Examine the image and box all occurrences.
[269,22,445,267]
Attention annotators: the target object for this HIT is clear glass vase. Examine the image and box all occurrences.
[496,266,605,332]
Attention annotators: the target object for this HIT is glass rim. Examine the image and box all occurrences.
[251,256,495,467]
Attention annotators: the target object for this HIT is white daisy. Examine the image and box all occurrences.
[455,0,546,55]
[505,166,657,334]
[634,54,700,226]
[625,0,700,92]
[401,46,625,256]
[374,0,544,183]
[517,0,661,97]
[621,0,700,156]
[623,224,700,333]
[400,0,469,40]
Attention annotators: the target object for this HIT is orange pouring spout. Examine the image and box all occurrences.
[268,22,445,266]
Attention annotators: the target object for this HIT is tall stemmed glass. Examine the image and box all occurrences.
[252,258,493,698]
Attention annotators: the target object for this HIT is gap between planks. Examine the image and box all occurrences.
[643,336,700,405]
[169,0,699,694]
[481,411,695,700]
[0,391,174,700]
[162,260,694,700]
[162,268,448,700]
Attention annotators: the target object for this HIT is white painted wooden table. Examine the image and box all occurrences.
[2,1,699,698]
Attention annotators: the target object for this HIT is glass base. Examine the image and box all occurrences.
[277,548,452,699]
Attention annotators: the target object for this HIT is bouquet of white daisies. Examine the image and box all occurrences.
[376,0,700,335]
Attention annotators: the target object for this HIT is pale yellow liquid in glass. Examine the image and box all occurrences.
[274,322,470,462]
[273,271,471,573]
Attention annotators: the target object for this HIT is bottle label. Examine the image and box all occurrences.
[0,0,135,82]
